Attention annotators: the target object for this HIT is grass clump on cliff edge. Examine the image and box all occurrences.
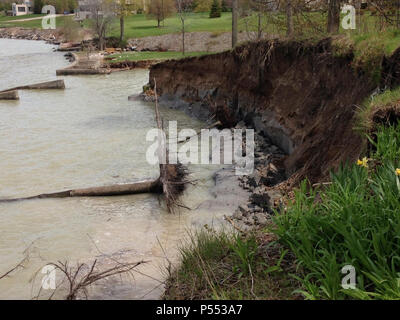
[163,228,301,300]
[273,122,400,300]
[357,86,400,134]
[332,30,400,85]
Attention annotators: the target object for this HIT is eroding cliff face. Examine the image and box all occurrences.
[149,39,378,183]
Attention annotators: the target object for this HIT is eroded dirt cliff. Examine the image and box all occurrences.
[149,38,389,183]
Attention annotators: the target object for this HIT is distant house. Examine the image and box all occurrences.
[75,0,94,21]
[75,0,146,21]
[12,0,33,16]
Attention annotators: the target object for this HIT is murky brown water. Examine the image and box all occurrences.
[0,39,239,299]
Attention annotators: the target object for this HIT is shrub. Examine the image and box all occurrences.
[209,0,221,19]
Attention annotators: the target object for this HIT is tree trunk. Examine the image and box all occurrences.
[232,0,238,48]
[120,16,125,42]
[257,13,262,40]
[327,0,340,34]
[286,0,294,37]
[182,20,185,56]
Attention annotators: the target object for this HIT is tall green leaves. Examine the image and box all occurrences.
[273,124,400,299]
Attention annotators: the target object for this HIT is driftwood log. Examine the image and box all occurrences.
[0,80,65,93]
[0,79,188,213]
[0,90,19,100]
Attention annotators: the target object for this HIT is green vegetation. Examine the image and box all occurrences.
[108,12,233,38]
[107,51,209,63]
[0,12,233,38]
[167,116,400,300]
[0,14,71,28]
[164,228,300,300]
[0,14,45,22]
[209,0,221,19]
[357,87,400,132]
[273,120,400,300]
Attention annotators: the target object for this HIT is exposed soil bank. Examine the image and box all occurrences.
[149,38,400,184]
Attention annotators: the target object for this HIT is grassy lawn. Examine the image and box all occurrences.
[0,15,69,28]
[107,51,210,63]
[0,13,45,21]
[0,12,233,37]
[105,12,233,39]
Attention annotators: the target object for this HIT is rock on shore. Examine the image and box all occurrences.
[0,27,62,43]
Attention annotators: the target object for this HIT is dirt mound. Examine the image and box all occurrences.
[149,38,399,184]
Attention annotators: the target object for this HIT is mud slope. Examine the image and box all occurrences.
[149,39,386,183]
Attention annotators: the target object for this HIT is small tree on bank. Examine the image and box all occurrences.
[210,0,221,18]
[176,0,192,55]
[232,0,238,47]
[327,0,341,33]
[147,0,175,27]
[87,0,116,50]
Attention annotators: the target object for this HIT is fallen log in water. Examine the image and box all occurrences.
[0,80,65,94]
[0,90,19,100]
[0,179,162,203]
[56,69,111,76]
[0,78,190,213]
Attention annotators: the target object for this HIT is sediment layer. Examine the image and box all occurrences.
[149,38,388,183]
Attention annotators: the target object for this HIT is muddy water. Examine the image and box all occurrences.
[0,39,242,299]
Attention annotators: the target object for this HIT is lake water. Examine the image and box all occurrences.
[0,39,238,299]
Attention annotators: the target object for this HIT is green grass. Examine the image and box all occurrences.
[272,122,400,300]
[0,15,71,28]
[356,87,400,133]
[0,13,45,22]
[0,12,233,37]
[164,228,300,300]
[107,51,210,63]
[83,12,234,39]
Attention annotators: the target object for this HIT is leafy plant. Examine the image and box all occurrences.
[273,124,400,300]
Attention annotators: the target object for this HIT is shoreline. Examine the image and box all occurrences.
[0,27,63,44]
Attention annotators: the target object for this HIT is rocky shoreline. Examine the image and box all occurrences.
[138,88,288,231]
[232,123,287,230]
[0,27,63,43]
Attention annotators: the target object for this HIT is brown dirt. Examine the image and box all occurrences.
[148,38,396,184]
[127,31,272,53]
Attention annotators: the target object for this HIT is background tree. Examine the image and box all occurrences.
[115,0,137,43]
[286,0,293,36]
[327,0,341,33]
[33,0,44,13]
[176,0,192,55]
[210,0,222,18]
[87,0,116,50]
[221,0,229,12]
[147,0,176,27]
[232,0,238,47]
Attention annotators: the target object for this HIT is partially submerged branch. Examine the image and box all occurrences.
[34,259,147,300]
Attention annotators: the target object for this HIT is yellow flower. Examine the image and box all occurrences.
[357,157,368,168]
[396,168,400,176]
